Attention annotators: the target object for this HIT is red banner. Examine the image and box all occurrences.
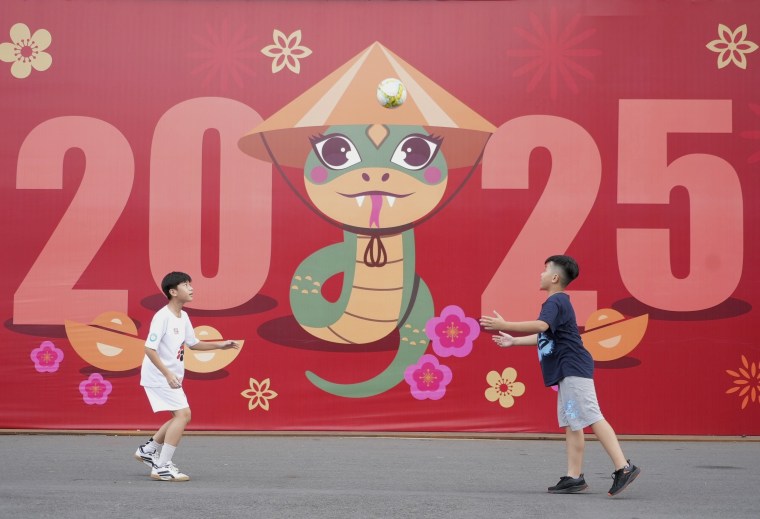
[1,0,758,434]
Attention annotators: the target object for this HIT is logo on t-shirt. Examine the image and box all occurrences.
[173,328,179,335]
[537,333,554,360]
[176,343,185,361]
[148,333,157,343]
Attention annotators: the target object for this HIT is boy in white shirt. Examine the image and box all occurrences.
[134,272,239,481]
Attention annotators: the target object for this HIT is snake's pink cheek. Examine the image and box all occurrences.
[423,166,442,184]
[309,166,328,184]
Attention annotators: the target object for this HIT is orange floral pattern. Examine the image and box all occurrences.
[725,355,760,410]
[241,377,278,411]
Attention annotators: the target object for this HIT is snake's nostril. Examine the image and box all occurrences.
[381,173,390,182]
[362,172,370,181]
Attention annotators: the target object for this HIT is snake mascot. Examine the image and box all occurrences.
[239,43,494,398]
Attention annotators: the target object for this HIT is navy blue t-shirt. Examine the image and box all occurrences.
[536,292,594,386]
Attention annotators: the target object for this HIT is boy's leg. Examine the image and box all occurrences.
[163,407,191,446]
[590,419,627,469]
[565,426,585,477]
[549,381,588,493]
[151,419,172,445]
[135,419,168,467]
[548,424,588,493]
[594,419,641,496]
[156,407,191,467]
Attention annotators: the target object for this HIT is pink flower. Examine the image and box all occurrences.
[404,354,452,400]
[30,341,63,373]
[79,373,112,405]
[425,305,480,358]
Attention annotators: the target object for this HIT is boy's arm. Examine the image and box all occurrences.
[182,315,239,351]
[493,332,538,348]
[144,347,182,388]
[188,340,240,351]
[480,311,549,334]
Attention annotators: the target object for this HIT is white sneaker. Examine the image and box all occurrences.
[151,462,190,482]
[134,445,158,468]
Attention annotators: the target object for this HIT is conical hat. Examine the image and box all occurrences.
[239,42,496,169]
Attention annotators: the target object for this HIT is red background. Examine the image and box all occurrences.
[1,0,758,435]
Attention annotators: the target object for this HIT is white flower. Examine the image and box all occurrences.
[261,29,312,74]
[706,24,758,70]
[0,23,52,79]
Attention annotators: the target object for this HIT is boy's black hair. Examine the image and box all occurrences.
[545,255,579,287]
[161,271,192,300]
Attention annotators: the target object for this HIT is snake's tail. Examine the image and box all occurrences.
[305,341,428,398]
[305,275,433,398]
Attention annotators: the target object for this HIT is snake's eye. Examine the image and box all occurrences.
[311,134,362,170]
[390,134,441,171]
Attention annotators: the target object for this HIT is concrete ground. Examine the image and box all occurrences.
[0,434,757,519]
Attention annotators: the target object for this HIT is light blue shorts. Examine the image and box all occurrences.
[557,376,604,431]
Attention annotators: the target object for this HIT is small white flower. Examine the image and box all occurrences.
[0,23,52,79]
[261,29,312,74]
[706,24,758,70]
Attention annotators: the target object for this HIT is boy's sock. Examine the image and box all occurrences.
[157,443,176,467]
[145,438,161,452]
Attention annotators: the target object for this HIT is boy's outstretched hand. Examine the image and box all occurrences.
[480,310,507,331]
[220,340,240,350]
[493,331,516,348]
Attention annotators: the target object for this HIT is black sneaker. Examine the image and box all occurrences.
[608,460,640,496]
[548,474,588,494]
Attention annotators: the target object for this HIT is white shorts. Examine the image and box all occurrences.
[144,386,189,412]
[557,376,604,431]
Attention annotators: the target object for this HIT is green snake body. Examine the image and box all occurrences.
[290,230,432,398]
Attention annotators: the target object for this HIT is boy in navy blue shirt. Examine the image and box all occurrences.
[480,255,640,496]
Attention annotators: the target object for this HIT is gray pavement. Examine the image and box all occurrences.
[0,434,757,519]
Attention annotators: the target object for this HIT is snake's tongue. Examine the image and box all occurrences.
[369,194,383,228]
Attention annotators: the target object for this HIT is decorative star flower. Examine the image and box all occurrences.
[261,29,312,74]
[725,355,760,410]
[241,377,278,411]
[187,19,259,91]
[404,354,452,401]
[485,367,526,409]
[30,341,64,373]
[706,24,758,70]
[505,8,601,100]
[0,23,52,79]
[79,373,112,405]
[425,305,480,358]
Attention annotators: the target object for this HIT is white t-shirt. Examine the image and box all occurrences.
[140,305,199,388]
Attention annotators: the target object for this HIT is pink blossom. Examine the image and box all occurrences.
[30,341,64,373]
[425,305,480,358]
[404,354,452,400]
[79,373,112,405]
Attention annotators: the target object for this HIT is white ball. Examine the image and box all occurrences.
[376,78,407,109]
